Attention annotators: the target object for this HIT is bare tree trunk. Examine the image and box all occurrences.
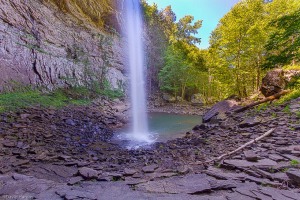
[181,83,186,100]
[256,67,261,91]
[234,90,290,113]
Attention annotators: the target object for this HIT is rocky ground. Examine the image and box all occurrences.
[0,97,300,199]
[148,102,206,115]
[148,98,207,115]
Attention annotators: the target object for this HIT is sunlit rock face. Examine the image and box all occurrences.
[260,69,286,97]
[0,0,126,91]
[260,69,300,97]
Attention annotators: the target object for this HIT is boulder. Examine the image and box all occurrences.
[68,176,83,185]
[239,117,261,128]
[202,99,239,123]
[286,169,300,185]
[191,93,204,106]
[284,69,300,82]
[78,167,99,179]
[176,96,183,102]
[162,93,176,103]
[260,69,286,97]
[123,168,137,176]
[243,150,258,162]
[142,164,158,173]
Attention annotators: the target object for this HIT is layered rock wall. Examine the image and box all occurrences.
[0,0,126,91]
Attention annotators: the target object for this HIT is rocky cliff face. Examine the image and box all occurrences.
[0,0,126,92]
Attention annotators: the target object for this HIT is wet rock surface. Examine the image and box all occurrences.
[0,97,300,199]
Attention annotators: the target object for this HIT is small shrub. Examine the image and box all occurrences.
[271,112,277,118]
[290,159,300,166]
[256,103,268,112]
[281,168,289,172]
[283,65,300,71]
[98,79,124,99]
[296,111,300,118]
[283,105,291,113]
[276,89,300,104]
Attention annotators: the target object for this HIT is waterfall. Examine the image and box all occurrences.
[124,0,151,143]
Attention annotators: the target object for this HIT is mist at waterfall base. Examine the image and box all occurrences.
[119,0,153,146]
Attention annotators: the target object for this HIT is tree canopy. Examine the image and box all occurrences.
[143,0,300,103]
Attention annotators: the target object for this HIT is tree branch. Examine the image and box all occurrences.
[234,90,290,113]
[199,128,275,164]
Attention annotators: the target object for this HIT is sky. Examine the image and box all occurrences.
[145,0,241,49]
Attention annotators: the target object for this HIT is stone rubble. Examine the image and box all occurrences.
[0,97,299,199]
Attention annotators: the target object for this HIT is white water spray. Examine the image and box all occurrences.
[124,0,151,143]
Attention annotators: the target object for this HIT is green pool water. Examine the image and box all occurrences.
[116,112,201,144]
[148,112,201,141]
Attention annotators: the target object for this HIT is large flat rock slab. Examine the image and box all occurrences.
[224,159,277,168]
[137,174,212,194]
[1,173,299,200]
[137,173,240,195]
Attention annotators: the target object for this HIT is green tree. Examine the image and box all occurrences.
[157,11,205,99]
[159,44,205,99]
[207,0,300,98]
[159,45,185,98]
[173,15,202,45]
[264,8,300,67]
[142,1,170,93]
[209,0,266,97]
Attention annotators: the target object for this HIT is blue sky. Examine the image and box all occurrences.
[145,0,240,49]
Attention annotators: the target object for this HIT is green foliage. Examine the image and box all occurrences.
[283,105,290,113]
[98,79,124,99]
[0,88,90,113]
[206,0,300,101]
[296,111,300,118]
[159,43,206,99]
[62,79,124,100]
[144,0,300,102]
[276,71,300,103]
[0,81,124,113]
[264,8,300,68]
[283,65,300,70]
[256,103,268,112]
[142,1,205,97]
[281,168,289,173]
[209,0,268,98]
[290,159,300,166]
[159,45,186,96]
[175,16,202,45]
[276,89,300,104]
[50,0,114,28]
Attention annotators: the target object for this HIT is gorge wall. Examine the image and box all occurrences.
[0,0,126,92]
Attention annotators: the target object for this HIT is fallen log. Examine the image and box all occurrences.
[234,90,290,113]
[199,128,275,164]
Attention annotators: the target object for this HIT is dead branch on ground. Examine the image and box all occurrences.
[233,90,290,113]
[196,128,275,165]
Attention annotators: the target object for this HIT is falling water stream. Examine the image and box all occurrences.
[121,0,153,146]
[116,0,200,149]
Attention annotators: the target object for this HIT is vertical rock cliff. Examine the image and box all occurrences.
[0,0,126,92]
